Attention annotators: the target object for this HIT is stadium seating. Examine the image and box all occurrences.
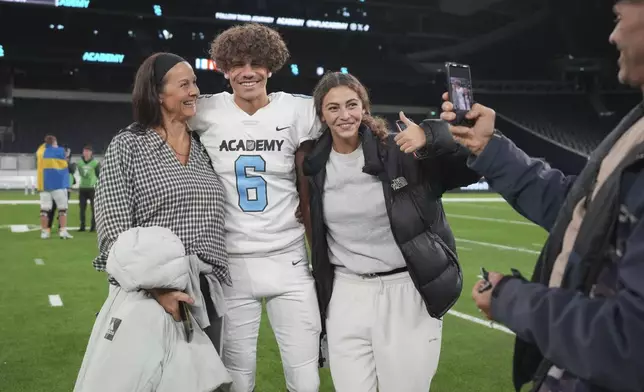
[478,94,603,155]
[477,93,641,155]
[1,93,641,157]
[6,99,130,154]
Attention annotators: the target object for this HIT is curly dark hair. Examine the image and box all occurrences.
[313,72,390,141]
[209,23,290,73]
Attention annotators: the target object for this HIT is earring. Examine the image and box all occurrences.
[268,72,272,78]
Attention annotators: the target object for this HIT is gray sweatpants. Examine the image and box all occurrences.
[326,269,443,392]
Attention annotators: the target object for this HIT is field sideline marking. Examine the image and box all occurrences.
[447,310,514,335]
[48,295,63,307]
[9,224,30,233]
[442,197,505,202]
[456,238,541,255]
[4,225,80,233]
[455,202,510,211]
[447,213,534,226]
[0,200,81,205]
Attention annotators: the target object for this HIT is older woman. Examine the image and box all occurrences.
[92,52,229,349]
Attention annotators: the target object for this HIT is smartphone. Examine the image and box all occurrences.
[445,62,474,125]
[179,301,194,343]
[477,267,493,293]
[395,120,407,132]
[387,119,407,139]
[480,267,489,281]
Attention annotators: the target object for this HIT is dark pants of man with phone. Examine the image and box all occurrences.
[79,188,96,232]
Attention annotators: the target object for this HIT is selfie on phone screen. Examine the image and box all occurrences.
[446,62,474,113]
[450,77,473,111]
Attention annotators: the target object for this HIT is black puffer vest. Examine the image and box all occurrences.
[303,122,481,329]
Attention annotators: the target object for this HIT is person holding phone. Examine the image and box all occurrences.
[438,2,644,391]
[303,71,481,392]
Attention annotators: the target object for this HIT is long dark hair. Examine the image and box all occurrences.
[312,72,389,141]
[131,53,168,130]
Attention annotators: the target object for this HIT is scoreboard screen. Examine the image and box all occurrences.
[0,0,89,7]
[0,0,57,4]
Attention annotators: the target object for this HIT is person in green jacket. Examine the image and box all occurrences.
[77,145,100,232]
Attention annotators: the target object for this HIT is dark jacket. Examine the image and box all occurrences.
[303,120,481,328]
[467,102,644,392]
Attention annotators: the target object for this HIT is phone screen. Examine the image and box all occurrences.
[447,63,473,112]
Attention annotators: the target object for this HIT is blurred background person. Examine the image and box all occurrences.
[36,135,73,239]
[76,145,99,232]
[47,145,75,231]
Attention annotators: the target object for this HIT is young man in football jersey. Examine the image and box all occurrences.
[189,23,321,392]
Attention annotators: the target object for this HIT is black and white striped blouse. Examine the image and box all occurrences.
[93,123,229,285]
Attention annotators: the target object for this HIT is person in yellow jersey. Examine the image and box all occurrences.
[46,146,75,231]
[35,135,73,239]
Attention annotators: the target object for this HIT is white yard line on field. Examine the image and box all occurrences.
[454,202,510,211]
[456,238,541,255]
[441,197,505,202]
[447,214,534,226]
[5,225,80,233]
[0,200,80,205]
[9,224,31,233]
[48,295,63,307]
[34,258,45,265]
[447,310,514,335]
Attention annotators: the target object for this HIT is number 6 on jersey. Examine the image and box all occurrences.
[235,155,268,212]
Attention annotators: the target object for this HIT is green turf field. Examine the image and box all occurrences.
[0,190,545,391]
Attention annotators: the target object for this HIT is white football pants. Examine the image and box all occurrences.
[222,250,321,392]
[326,268,443,392]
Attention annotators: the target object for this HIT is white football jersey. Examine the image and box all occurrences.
[189,92,322,257]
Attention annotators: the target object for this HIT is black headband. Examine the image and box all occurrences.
[153,53,186,85]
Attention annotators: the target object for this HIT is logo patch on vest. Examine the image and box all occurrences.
[104,317,122,341]
[391,177,408,191]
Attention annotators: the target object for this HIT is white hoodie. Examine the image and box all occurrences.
[74,226,232,392]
